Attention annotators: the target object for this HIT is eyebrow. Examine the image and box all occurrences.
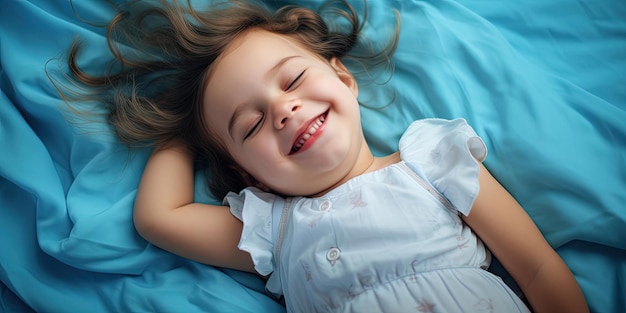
[265,55,300,80]
[227,55,301,140]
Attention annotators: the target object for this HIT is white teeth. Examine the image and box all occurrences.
[291,114,326,152]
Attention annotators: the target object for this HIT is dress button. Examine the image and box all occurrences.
[319,200,332,211]
[326,247,341,263]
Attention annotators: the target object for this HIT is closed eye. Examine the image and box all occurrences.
[244,114,264,140]
[285,70,306,91]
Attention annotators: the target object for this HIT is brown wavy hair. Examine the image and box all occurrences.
[52,0,399,200]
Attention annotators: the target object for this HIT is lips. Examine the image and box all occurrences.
[289,111,328,155]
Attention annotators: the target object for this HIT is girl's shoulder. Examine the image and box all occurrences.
[398,118,487,216]
[398,118,487,165]
[223,187,279,275]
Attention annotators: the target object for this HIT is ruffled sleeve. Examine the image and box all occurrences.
[399,118,487,216]
[223,187,278,276]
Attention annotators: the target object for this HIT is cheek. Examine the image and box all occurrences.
[236,142,280,177]
[315,77,359,110]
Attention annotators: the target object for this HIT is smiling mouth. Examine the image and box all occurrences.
[289,111,328,155]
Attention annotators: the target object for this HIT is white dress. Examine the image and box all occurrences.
[225,118,530,313]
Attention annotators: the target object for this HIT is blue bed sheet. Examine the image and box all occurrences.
[1,0,624,312]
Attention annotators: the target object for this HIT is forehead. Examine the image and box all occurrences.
[206,29,315,86]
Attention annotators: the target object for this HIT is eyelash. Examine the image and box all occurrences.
[244,114,263,140]
[285,70,305,91]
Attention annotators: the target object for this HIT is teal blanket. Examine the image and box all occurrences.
[1,0,624,312]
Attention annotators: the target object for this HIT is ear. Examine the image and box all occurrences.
[330,57,359,97]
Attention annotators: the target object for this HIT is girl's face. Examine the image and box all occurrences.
[203,29,373,196]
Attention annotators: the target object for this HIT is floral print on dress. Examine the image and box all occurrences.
[349,191,368,209]
[474,298,494,313]
[300,261,312,282]
[417,299,436,313]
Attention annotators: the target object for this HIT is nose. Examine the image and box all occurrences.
[273,97,301,129]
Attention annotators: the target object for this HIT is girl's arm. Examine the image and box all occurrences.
[464,163,588,313]
[133,141,255,273]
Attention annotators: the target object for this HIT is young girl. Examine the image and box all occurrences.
[59,0,588,312]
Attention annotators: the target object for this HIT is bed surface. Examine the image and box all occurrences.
[1,0,625,312]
